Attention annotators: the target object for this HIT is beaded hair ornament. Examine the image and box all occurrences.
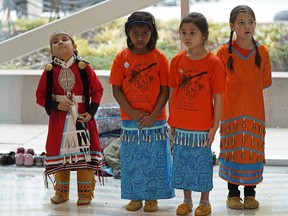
[49,30,75,47]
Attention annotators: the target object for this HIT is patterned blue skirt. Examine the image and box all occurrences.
[120,120,175,200]
[172,129,213,192]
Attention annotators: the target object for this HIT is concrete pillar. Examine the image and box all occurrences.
[181,0,190,50]
[27,0,43,19]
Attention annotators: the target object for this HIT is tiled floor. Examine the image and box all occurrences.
[0,124,287,216]
[0,165,287,216]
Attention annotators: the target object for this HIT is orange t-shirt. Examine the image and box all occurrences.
[168,51,225,130]
[109,48,169,120]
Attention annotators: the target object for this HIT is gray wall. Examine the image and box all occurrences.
[0,71,287,128]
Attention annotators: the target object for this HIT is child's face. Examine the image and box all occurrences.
[180,22,205,50]
[230,12,256,40]
[128,25,151,53]
[50,34,77,61]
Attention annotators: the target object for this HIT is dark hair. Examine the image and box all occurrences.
[124,11,158,50]
[179,12,209,43]
[228,5,261,70]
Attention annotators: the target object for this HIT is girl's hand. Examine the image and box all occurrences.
[138,114,155,129]
[58,100,74,111]
[131,110,149,123]
[169,126,175,143]
[170,126,175,137]
[77,112,92,123]
[206,127,218,147]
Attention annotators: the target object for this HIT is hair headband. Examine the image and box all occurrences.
[127,20,154,29]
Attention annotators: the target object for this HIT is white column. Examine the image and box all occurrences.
[181,0,190,50]
[27,0,43,19]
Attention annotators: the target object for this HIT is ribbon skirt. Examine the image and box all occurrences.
[120,120,175,200]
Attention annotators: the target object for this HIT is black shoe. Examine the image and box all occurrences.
[0,151,16,165]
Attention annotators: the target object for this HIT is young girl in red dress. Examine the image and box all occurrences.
[36,30,103,205]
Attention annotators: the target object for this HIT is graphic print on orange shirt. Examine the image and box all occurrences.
[123,62,157,105]
[179,70,208,100]
[126,62,157,92]
[176,69,208,112]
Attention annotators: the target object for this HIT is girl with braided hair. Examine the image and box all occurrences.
[36,30,103,206]
[217,5,272,210]
[109,11,175,212]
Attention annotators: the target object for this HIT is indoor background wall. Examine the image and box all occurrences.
[0,71,287,128]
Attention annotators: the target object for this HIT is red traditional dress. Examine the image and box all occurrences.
[217,41,272,186]
[36,57,103,184]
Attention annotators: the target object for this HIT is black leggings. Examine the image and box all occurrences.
[228,182,256,197]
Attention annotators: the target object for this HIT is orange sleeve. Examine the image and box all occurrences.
[259,45,272,89]
[210,57,226,94]
[158,51,169,86]
[109,52,124,86]
[168,52,183,88]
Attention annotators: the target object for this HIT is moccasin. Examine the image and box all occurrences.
[176,203,193,215]
[51,194,69,204]
[144,200,158,212]
[194,203,211,216]
[77,195,92,206]
[126,200,143,211]
[244,196,259,209]
[227,196,244,210]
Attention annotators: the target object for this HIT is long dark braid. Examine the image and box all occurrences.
[45,63,53,115]
[77,61,90,111]
[228,30,234,70]
[252,37,262,68]
[44,54,55,115]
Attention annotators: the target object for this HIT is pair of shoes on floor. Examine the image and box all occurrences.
[194,203,211,216]
[176,203,193,215]
[126,200,158,212]
[227,196,259,210]
[15,148,36,166]
[51,195,91,206]
[0,151,16,165]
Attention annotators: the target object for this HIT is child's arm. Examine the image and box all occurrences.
[138,86,169,129]
[168,87,174,111]
[207,93,222,146]
[112,85,148,122]
[168,87,175,134]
